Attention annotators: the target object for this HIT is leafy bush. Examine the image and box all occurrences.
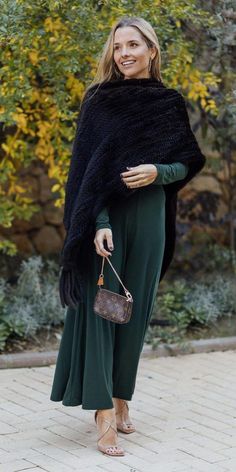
[173,240,236,276]
[1,249,235,352]
[204,244,236,274]
[146,273,236,348]
[0,1,219,254]
[0,256,65,351]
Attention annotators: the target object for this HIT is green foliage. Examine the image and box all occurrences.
[0,246,235,352]
[0,239,17,256]
[173,219,236,275]
[0,0,220,253]
[0,277,29,351]
[196,1,236,251]
[0,256,65,351]
[146,272,236,348]
[204,244,236,274]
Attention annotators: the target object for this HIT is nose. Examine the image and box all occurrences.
[121,46,129,57]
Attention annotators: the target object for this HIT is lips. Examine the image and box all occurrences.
[121,60,136,66]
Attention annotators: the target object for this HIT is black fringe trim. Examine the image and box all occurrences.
[59,267,85,308]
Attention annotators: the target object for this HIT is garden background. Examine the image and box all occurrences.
[0,0,235,353]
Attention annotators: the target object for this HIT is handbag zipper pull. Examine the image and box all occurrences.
[97,274,104,286]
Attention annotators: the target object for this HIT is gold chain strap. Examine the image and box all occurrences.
[97,256,133,301]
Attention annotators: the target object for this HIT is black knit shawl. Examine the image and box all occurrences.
[59,77,206,308]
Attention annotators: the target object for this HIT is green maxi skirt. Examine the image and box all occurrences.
[50,183,166,409]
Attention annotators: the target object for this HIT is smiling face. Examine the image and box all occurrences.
[113,26,156,80]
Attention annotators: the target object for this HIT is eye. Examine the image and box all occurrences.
[113,43,138,50]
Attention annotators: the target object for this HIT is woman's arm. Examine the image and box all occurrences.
[152,162,189,185]
[95,163,189,229]
[95,206,112,231]
[94,206,113,257]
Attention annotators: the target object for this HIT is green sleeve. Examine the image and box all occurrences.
[152,163,189,185]
[95,206,112,231]
[96,163,188,230]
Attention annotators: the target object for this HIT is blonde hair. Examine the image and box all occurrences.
[82,16,162,103]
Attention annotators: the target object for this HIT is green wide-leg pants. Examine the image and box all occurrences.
[50,184,166,409]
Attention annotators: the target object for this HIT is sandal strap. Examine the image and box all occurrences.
[96,415,118,443]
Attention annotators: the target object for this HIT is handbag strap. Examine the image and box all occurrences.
[97,256,133,301]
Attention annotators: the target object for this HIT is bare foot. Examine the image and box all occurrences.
[95,408,124,456]
[113,398,136,433]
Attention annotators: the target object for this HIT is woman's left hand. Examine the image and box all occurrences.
[121,164,158,189]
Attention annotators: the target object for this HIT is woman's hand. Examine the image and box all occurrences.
[94,228,114,257]
[121,164,158,189]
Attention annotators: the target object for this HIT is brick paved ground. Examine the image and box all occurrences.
[0,350,236,472]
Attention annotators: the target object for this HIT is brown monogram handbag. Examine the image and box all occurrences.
[93,256,133,324]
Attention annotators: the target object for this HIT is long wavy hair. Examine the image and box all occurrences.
[81,16,162,104]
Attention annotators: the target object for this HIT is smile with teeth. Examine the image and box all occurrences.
[121,60,136,66]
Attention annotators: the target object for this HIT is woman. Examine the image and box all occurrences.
[50,16,205,457]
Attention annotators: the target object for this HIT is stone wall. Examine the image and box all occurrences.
[179,157,230,246]
[0,152,231,257]
[0,162,66,256]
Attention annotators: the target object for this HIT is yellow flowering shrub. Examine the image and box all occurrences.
[0,0,219,254]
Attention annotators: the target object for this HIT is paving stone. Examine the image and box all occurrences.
[219,447,236,459]
[0,351,236,471]
[97,459,141,471]
[24,454,76,471]
[215,459,236,472]
[0,460,37,472]
[179,455,229,471]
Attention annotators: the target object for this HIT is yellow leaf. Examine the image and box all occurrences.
[14,185,26,194]
[52,184,60,192]
[1,143,9,153]
[44,16,63,33]
[54,198,64,208]
[12,112,28,131]
[29,50,39,66]
[44,17,54,32]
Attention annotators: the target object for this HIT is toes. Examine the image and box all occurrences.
[106,446,123,455]
[127,425,135,431]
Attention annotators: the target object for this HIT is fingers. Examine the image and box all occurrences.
[122,171,147,188]
[122,165,157,179]
[128,180,150,188]
[121,165,158,188]
[123,175,151,188]
[94,229,114,257]
[121,165,142,177]
[121,170,141,177]
[106,232,114,252]
[94,239,111,257]
[123,173,146,183]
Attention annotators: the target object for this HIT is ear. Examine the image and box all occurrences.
[150,46,157,61]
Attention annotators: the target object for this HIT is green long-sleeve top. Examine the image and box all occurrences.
[95,162,189,231]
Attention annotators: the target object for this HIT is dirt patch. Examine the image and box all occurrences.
[3,325,63,354]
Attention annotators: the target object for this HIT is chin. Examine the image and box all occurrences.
[123,70,139,79]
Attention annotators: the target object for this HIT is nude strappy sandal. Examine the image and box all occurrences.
[115,400,136,434]
[94,410,125,456]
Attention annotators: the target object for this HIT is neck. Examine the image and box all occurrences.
[103,76,164,87]
[87,76,166,97]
